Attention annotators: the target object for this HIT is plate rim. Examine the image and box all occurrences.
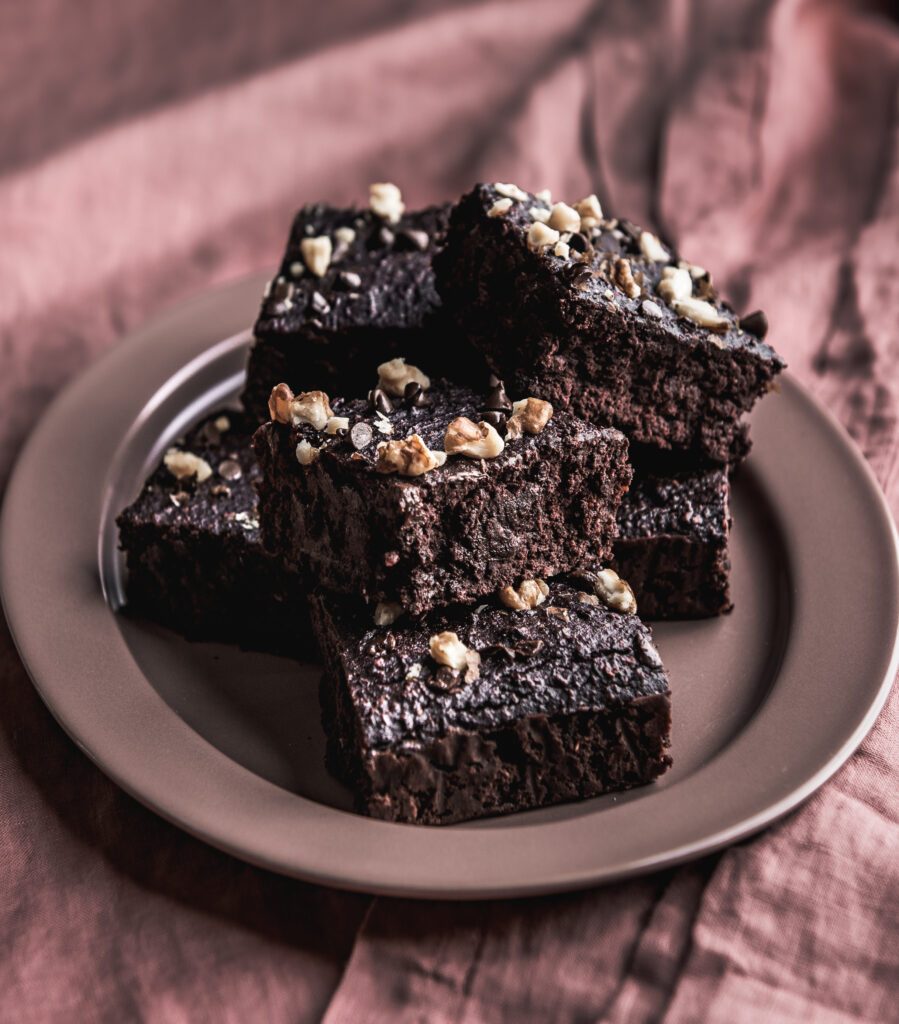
[3,273,898,900]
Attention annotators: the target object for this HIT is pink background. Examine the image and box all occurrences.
[1,1,897,1020]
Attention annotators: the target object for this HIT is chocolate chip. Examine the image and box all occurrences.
[567,264,594,289]
[338,271,362,290]
[335,427,349,438]
[568,232,589,253]
[488,373,501,389]
[218,459,242,481]
[484,381,513,413]
[403,381,422,404]
[480,409,507,431]
[311,291,330,315]
[371,388,394,415]
[202,421,222,444]
[350,421,373,449]
[740,309,769,340]
[379,226,395,247]
[270,278,293,301]
[398,229,429,252]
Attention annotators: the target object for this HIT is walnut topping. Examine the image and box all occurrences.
[527,222,561,251]
[535,188,552,203]
[295,440,320,466]
[529,206,551,223]
[376,357,431,398]
[639,231,669,263]
[670,297,730,337]
[373,602,403,626]
[429,631,480,680]
[573,194,603,230]
[300,235,332,277]
[375,434,445,476]
[509,397,553,434]
[487,198,513,218]
[578,591,600,606]
[593,568,637,614]
[369,182,405,224]
[642,299,664,319]
[505,417,523,441]
[444,417,505,459]
[268,382,295,424]
[325,416,350,435]
[546,606,570,621]
[657,266,692,303]
[613,257,640,299]
[548,202,581,234]
[553,240,571,260]
[164,448,212,482]
[493,182,529,202]
[289,390,334,430]
[499,578,549,611]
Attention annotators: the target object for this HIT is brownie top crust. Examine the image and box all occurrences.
[253,199,449,340]
[453,183,784,365]
[618,468,729,544]
[317,578,670,750]
[117,410,261,541]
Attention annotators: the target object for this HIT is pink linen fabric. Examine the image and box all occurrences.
[1,1,897,1020]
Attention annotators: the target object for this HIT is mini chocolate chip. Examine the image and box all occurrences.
[429,666,463,691]
[740,309,769,340]
[488,373,501,389]
[350,421,373,449]
[480,409,507,431]
[568,232,589,253]
[338,271,362,290]
[379,226,395,247]
[371,388,394,415]
[202,421,222,444]
[218,459,242,481]
[399,229,429,251]
[335,427,348,438]
[270,278,293,301]
[484,382,513,413]
[403,381,422,404]
[311,291,330,314]
[567,264,594,288]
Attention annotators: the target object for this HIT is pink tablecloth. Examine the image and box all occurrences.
[2,2,897,1020]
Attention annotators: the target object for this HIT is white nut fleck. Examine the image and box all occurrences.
[529,206,550,223]
[639,231,669,263]
[493,182,529,202]
[376,357,431,398]
[300,235,332,277]
[429,631,479,678]
[406,662,422,680]
[510,397,553,434]
[534,188,552,203]
[594,568,637,614]
[499,578,549,611]
[295,440,320,466]
[670,297,730,337]
[369,182,405,224]
[375,434,444,476]
[325,416,350,435]
[214,415,230,433]
[289,391,334,430]
[164,448,212,483]
[527,222,561,251]
[334,226,356,246]
[268,382,295,424]
[548,202,581,234]
[373,602,403,626]
[553,240,571,260]
[642,299,664,319]
[374,411,393,435]
[686,262,708,279]
[487,198,513,218]
[289,261,304,277]
[444,417,505,459]
[574,194,603,230]
[657,266,693,303]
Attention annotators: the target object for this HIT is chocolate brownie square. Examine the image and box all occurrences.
[253,376,631,616]
[434,182,785,465]
[116,409,314,656]
[613,465,732,619]
[243,184,484,420]
[310,576,672,825]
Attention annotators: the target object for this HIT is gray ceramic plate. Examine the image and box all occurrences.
[3,274,898,899]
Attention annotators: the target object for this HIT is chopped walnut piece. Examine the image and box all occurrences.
[376,357,431,398]
[493,182,529,202]
[642,299,664,319]
[289,390,334,430]
[546,606,570,621]
[373,602,403,626]
[670,296,730,337]
[593,568,637,614]
[505,416,523,441]
[334,226,356,246]
[300,235,332,277]
[657,266,692,303]
[529,206,550,223]
[578,591,600,606]
[369,182,405,224]
[509,397,553,434]
[325,416,350,435]
[527,222,561,251]
[429,631,480,680]
[487,198,513,218]
[548,202,581,233]
[163,448,212,483]
[444,417,505,459]
[613,257,640,299]
[553,240,571,260]
[639,231,669,263]
[573,194,603,230]
[295,440,320,466]
[534,188,552,203]
[375,434,445,477]
[499,578,549,611]
[268,382,294,424]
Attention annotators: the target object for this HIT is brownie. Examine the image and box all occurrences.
[253,377,631,616]
[242,189,484,420]
[116,409,314,657]
[434,183,785,465]
[310,577,672,825]
[613,466,732,619]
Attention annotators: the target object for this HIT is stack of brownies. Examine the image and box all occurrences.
[118,181,784,824]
